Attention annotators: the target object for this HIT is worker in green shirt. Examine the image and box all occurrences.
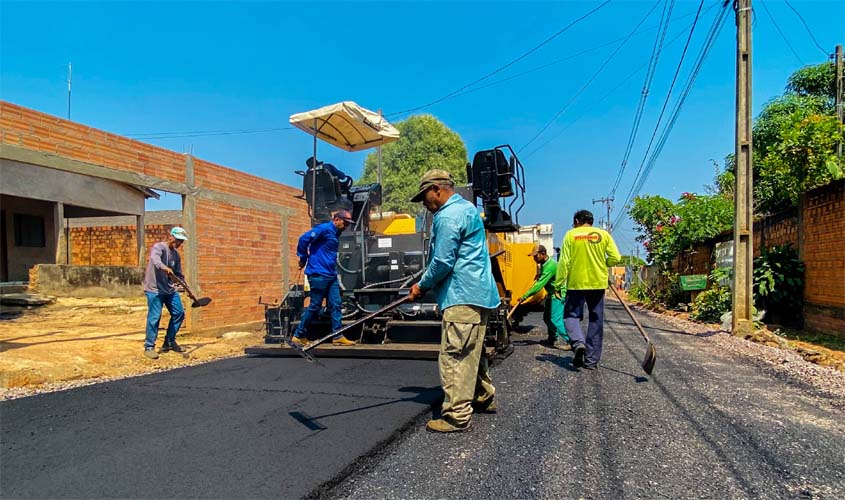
[554,210,622,370]
[518,244,571,350]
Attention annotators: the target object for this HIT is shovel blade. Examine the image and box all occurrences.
[191,297,212,308]
[285,338,316,363]
[641,342,657,375]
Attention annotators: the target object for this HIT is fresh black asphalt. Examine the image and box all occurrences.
[1,357,440,499]
[3,301,844,499]
[330,301,845,500]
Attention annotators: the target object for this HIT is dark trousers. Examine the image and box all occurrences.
[563,289,606,367]
[294,274,343,339]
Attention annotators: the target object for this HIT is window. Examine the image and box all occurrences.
[13,214,46,247]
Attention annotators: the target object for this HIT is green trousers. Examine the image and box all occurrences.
[439,305,495,426]
[544,295,570,343]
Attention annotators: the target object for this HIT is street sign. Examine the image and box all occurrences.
[679,274,708,291]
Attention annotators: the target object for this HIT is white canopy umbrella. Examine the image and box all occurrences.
[289,101,399,152]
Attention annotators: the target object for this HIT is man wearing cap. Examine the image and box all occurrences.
[518,244,571,349]
[142,226,189,359]
[291,210,357,347]
[408,169,500,433]
[554,210,622,370]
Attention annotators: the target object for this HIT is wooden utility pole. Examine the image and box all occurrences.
[835,45,843,162]
[732,0,754,335]
[592,196,614,232]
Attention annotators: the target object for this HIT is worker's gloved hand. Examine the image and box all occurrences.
[298,258,306,270]
[163,266,174,276]
[408,283,423,302]
[517,297,525,304]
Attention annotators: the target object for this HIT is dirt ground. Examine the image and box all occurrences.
[0,296,264,399]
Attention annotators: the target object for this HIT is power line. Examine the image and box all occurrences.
[610,0,677,197]
[518,0,663,154]
[759,0,804,65]
[782,0,829,57]
[385,0,613,118]
[520,2,721,160]
[621,0,706,203]
[612,0,731,231]
[127,126,295,140]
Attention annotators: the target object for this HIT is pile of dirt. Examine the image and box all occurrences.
[0,297,263,399]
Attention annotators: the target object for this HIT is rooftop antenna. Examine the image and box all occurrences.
[67,62,72,120]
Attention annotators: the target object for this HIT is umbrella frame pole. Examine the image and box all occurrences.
[311,118,318,223]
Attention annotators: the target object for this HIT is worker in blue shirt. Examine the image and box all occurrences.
[409,169,500,433]
[291,210,356,347]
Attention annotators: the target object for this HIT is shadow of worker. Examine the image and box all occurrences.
[289,386,442,431]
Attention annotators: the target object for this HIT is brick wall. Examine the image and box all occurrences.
[2,101,310,334]
[801,180,845,334]
[70,225,171,266]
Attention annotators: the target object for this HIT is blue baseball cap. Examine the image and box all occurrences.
[170,226,188,241]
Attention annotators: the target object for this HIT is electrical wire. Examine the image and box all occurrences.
[385,0,613,118]
[610,0,677,197]
[612,1,731,231]
[782,0,829,57]
[127,126,295,140]
[518,0,663,154]
[759,0,804,65]
[519,2,721,160]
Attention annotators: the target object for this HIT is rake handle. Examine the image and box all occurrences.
[607,284,652,345]
[303,295,413,353]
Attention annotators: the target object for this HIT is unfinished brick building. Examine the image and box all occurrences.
[1,101,310,334]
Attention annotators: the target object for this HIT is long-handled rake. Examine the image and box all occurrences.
[285,295,413,362]
[170,274,212,308]
[607,284,656,375]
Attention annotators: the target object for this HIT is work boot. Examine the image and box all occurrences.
[540,338,556,348]
[161,341,185,353]
[144,349,159,360]
[472,398,497,414]
[331,335,356,346]
[573,344,586,368]
[289,336,309,348]
[425,418,470,433]
[557,342,573,352]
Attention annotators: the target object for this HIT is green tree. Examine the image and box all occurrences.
[360,115,468,214]
[723,62,843,213]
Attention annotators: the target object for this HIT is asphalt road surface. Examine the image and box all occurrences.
[3,301,843,499]
[1,357,441,499]
[329,301,845,500]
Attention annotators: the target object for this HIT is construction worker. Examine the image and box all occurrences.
[291,210,357,347]
[142,226,188,359]
[518,244,571,350]
[554,210,621,370]
[408,169,499,433]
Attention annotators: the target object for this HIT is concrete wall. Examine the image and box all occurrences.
[29,264,143,297]
[1,101,310,334]
[0,195,57,281]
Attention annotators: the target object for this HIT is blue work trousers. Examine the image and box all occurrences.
[294,275,343,339]
[145,291,185,350]
[563,289,606,367]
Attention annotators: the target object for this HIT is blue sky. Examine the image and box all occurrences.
[2,1,842,255]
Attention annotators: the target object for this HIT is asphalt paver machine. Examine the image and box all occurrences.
[250,103,538,359]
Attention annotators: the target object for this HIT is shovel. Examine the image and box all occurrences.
[170,274,212,308]
[286,295,413,363]
[607,284,656,375]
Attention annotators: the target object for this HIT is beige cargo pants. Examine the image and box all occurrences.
[439,304,496,426]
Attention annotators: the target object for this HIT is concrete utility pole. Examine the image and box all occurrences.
[732,0,754,335]
[835,45,843,162]
[592,196,614,232]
